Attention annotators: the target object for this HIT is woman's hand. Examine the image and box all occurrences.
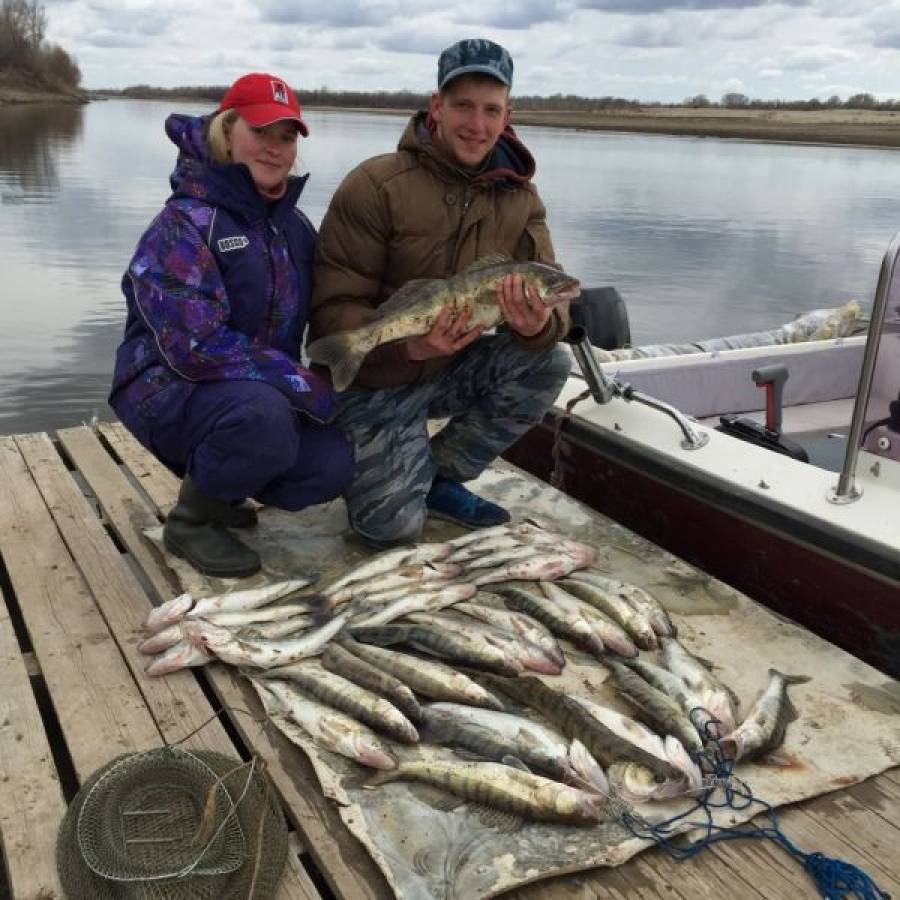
[405,306,484,361]
[497,274,550,337]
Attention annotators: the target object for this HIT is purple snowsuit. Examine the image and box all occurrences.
[109,113,352,509]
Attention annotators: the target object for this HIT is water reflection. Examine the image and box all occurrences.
[0,103,84,197]
[1,101,900,436]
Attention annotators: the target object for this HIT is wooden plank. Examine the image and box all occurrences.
[0,590,66,899]
[59,427,177,602]
[0,435,161,781]
[98,421,177,517]
[20,430,227,756]
[99,421,179,514]
[49,429,322,900]
[94,424,395,900]
[65,427,336,900]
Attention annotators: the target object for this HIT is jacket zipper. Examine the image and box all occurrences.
[449,189,472,272]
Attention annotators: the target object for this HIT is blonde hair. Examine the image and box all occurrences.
[206,109,238,163]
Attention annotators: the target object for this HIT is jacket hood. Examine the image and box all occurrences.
[164,113,307,224]
[399,110,536,186]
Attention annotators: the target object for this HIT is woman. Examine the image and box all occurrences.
[109,73,352,578]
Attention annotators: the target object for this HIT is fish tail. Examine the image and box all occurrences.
[306,331,373,392]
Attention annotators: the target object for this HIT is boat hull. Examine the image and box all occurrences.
[505,413,900,679]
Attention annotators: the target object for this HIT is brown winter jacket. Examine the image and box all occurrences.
[309,112,571,389]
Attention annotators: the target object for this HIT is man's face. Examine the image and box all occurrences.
[429,75,511,168]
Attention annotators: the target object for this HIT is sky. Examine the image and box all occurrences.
[43,0,900,103]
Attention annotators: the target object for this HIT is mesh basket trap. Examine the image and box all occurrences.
[57,747,288,900]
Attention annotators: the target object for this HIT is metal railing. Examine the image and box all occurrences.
[828,230,900,504]
[566,325,709,451]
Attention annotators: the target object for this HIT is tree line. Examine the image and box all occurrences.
[0,0,80,88]
[109,84,900,112]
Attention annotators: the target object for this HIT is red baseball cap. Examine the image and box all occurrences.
[219,72,309,135]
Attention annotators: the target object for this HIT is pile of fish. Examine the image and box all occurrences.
[139,518,809,827]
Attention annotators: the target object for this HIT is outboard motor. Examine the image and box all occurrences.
[717,364,809,462]
[570,286,631,350]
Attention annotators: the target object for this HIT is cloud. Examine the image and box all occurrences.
[452,0,572,29]
[256,0,398,26]
[577,0,808,11]
[613,21,684,47]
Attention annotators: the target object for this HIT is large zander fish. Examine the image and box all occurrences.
[306,254,580,391]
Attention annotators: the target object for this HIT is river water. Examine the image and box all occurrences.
[1,98,899,435]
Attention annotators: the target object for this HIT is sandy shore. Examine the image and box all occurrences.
[312,104,900,148]
[510,107,900,147]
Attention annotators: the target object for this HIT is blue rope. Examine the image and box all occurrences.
[619,718,890,900]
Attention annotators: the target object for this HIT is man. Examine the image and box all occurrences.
[310,37,572,546]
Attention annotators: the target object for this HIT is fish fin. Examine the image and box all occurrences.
[471,804,524,834]
[420,786,466,813]
[462,252,512,272]
[343,769,399,791]
[350,625,408,646]
[305,331,371,392]
[770,669,812,686]
[500,754,533,773]
[376,279,443,314]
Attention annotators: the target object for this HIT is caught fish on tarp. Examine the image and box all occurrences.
[359,750,609,826]
[540,581,639,658]
[660,636,739,736]
[253,660,420,743]
[406,610,563,675]
[481,674,682,784]
[719,669,810,761]
[322,642,423,722]
[255,678,399,770]
[558,578,658,650]
[454,598,566,669]
[566,570,677,638]
[307,254,580,391]
[349,583,476,628]
[336,635,506,710]
[350,623,525,676]
[421,703,607,793]
[497,585,606,657]
[602,657,704,755]
[568,694,703,799]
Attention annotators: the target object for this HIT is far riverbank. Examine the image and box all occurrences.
[315,104,900,148]
[0,70,87,105]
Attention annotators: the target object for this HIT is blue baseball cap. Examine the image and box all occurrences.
[437,38,513,91]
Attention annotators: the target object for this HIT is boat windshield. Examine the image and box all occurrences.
[860,267,900,462]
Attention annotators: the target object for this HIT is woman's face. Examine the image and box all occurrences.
[228,116,299,194]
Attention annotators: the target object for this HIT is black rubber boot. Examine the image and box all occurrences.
[222,500,258,529]
[163,476,261,578]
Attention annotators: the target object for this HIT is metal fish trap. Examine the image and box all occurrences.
[57,746,288,900]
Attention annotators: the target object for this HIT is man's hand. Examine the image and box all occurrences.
[405,306,484,361]
[497,274,550,338]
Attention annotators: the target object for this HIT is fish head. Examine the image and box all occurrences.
[526,263,582,306]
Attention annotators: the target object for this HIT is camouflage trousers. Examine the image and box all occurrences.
[335,332,571,543]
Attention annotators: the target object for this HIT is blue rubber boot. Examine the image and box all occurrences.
[425,476,510,529]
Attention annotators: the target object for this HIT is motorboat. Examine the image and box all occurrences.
[505,235,900,678]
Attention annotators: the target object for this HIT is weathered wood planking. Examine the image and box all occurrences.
[0,435,161,776]
[88,423,900,900]
[51,428,322,900]
[92,424,391,900]
[0,573,66,899]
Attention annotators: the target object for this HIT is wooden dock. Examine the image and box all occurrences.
[1,422,898,900]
